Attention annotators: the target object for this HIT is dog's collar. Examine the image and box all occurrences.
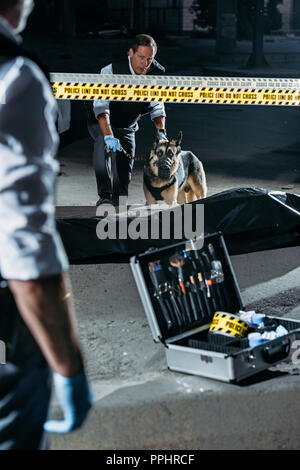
[157,174,177,192]
[144,173,178,201]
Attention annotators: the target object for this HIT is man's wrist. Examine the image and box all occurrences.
[158,129,167,140]
[52,345,83,378]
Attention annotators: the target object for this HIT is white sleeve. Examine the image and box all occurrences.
[150,101,166,120]
[0,57,69,280]
[93,63,112,118]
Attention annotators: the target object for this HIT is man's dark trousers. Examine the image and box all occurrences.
[0,287,51,450]
[88,118,135,202]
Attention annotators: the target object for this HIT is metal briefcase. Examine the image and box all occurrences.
[130,232,300,383]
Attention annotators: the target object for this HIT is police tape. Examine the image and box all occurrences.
[209,312,249,338]
[50,73,300,106]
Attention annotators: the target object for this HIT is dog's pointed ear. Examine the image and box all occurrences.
[176,131,183,147]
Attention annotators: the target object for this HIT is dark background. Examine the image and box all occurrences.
[25,0,284,38]
[19,0,300,189]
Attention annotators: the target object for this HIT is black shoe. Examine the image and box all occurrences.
[111,198,120,207]
[96,197,112,207]
[96,193,112,205]
[111,194,129,207]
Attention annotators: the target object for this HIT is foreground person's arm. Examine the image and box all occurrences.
[9,274,92,433]
[9,274,82,377]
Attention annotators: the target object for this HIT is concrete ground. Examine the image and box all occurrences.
[38,33,300,450]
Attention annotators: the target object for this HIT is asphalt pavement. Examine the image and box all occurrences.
[47,34,300,450]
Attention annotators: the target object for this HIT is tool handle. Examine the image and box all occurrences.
[206,246,230,310]
[176,295,188,326]
[182,294,192,323]
[156,295,173,330]
[169,295,184,327]
[188,291,198,322]
[193,288,207,319]
[194,273,211,317]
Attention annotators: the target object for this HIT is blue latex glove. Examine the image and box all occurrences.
[239,310,265,327]
[43,369,92,434]
[159,131,168,141]
[248,325,288,348]
[104,135,122,152]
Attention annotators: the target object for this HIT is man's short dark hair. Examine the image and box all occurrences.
[0,0,19,14]
[130,34,157,55]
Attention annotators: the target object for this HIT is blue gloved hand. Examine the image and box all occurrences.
[159,130,168,141]
[43,369,92,434]
[104,134,122,152]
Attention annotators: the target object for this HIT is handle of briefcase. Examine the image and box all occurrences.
[262,338,290,364]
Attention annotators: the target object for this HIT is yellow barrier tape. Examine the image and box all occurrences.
[51,81,300,105]
[50,73,300,105]
[209,312,249,338]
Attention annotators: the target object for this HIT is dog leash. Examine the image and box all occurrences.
[121,148,146,162]
[105,146,146,162]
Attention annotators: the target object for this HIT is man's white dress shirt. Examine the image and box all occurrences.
[0,17,68,280]
[93,57,166,122]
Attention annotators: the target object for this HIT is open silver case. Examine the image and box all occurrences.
[130,232,300,383]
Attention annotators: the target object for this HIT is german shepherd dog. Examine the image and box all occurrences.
[143,131,207,205]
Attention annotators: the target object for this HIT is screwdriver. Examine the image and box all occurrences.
[167,282,184,327]
[185,280,199,321]
[148,261,173,330]
[207,243,229,310]
[188,274,205,320]
[169,254,193,324]
[200,252,218,313]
